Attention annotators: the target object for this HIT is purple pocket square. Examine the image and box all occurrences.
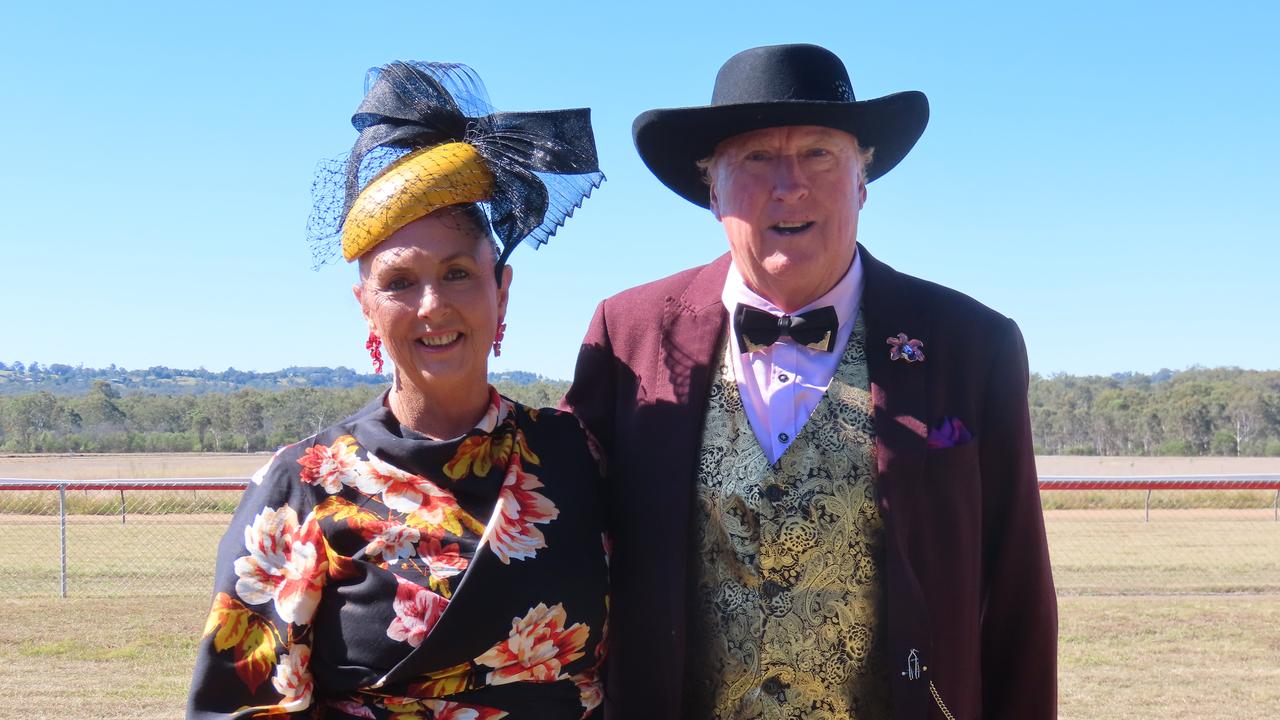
[927,417,973,449]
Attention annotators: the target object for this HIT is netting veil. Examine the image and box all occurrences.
[307,61,604,269]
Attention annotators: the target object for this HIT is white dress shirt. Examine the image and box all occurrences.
[719,252,865,464]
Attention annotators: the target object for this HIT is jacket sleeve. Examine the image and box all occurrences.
[978,318,1058,718]
[187,452,327,719]
[562,299,618,465]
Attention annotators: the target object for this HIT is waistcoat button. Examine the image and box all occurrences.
[761,676,787,695]
[762,579,784,599]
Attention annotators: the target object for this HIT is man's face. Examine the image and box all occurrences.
[708,125,867,312]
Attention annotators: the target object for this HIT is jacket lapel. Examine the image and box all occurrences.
[860,244,929,501]
[658,253,732,407]
[645,253,730,705]
[859,244,934,719]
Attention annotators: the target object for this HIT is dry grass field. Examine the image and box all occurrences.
[0,593,1274,719]
[4,451,1277,479]
[0,452,267,480]
[1,454,1277,718]
[1035,455,1280,476]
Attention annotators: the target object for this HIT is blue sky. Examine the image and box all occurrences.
[2,1,1276,380]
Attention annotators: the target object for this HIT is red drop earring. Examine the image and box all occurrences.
[366,332,384,374]
[492,322,507,357]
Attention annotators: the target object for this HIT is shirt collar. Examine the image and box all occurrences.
[720,250,865,349]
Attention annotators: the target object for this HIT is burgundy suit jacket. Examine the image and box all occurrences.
[565,245,1057,719]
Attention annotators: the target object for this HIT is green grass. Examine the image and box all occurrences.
[4,508,1276,597]
[0,506,1277,718]
[0,594,1274,720]
[1045,510,1280,594]
[0,489,242,517]
[0,516,227,597]
[0,595,206,720]
[1041,488,1280,511]
[1058,595,1280,719]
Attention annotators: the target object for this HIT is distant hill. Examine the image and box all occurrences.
[0,362,556,396]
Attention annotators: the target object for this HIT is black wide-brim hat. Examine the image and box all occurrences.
[633,44,929,208]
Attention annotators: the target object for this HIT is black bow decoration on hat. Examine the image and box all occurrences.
[734,304,839,353]
[309,61,604,269]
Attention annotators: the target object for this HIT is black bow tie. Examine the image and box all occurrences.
[733,303,839,353]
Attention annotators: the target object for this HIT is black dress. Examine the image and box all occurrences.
[188,389,609,719]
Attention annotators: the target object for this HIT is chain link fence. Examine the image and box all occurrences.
[0,479,244,597]
[1,475,1278,598]
[1042,475,1280,595]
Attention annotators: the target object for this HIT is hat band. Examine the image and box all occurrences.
[341,141,496,262]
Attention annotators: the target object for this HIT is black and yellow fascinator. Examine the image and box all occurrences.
[308,61,604,269]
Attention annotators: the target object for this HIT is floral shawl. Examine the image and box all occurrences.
[188,390,609,719]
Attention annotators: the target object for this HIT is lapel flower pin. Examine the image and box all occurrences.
[887,333,925,363]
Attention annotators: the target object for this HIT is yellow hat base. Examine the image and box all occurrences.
[341,141,495,262]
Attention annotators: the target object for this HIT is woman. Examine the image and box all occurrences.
[188,61,607,719]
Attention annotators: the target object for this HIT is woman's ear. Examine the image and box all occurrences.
[497,263,514,320]
[353,283,373,327]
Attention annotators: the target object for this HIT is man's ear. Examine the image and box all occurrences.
[857,178,867,210]
[709,183,723,221]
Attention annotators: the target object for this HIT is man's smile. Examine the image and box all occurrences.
[770,221,815,236]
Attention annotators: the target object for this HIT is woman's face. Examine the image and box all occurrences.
[354,210,511,398]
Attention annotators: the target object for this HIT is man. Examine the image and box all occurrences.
[566,44,1056,719]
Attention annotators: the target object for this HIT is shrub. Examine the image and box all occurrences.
[1156,439,1194,456]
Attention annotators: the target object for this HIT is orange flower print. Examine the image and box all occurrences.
[443,433,506,480]
[571,670,603,718]
[445,414,540,481]
[420,536,469,580]
[297,435,361,493]
[405,482,486,539]
[271,643,314,712]
[484,456,559,564]
[361,521,422,563]
[474,387,514,433]
[324,698,375,719]
[387,576,449,648]
[424,699,509,720]
[475,603,589,685]
[382,698,508,720]
[356,454,450,514]
[234,506,327,625]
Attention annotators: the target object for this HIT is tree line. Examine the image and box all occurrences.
[0,366,1276,456]
[0,380,569,454]
[1029,367,1279,456]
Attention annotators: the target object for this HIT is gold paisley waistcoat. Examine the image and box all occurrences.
[686,314,892,719]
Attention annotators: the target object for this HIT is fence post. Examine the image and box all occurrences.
[119,488,127,524]
[1144,489,1151,523]
[1274,489,1278,522]
[58,483,68,598]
